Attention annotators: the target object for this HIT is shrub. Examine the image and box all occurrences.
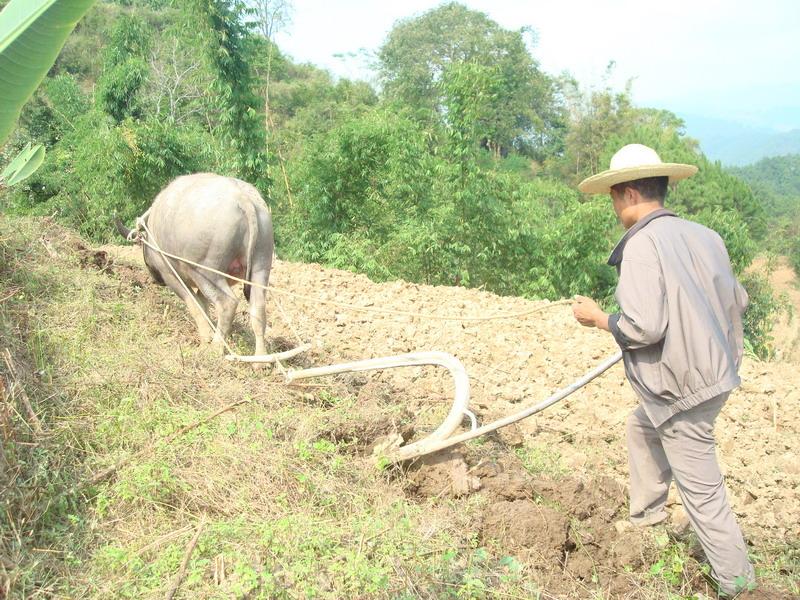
[740,272,781,360]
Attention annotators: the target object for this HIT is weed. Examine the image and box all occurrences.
[515,443,567,478]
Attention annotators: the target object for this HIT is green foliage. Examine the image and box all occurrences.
[671,157,767,240]
[554,77,767,240]
[440,61,510,157]
[730,153,800,209]
[740,272,781,360]
[2,0,784,360]
[104,10,153,65]
[731,154,800,255]
[378,2,563,159]
[526,197,619,301]
[51,2,122,79]
[97,57,149,121]
[0,142,45,186]
[648,534,694,589]
[45,74,92,132]
[791,237,800,276]
[692,207,756,275]
[277,103,617,301]
[6,111,207,240]
[596,109,768,240]
[181,0,267,185]
[554,75,634,182]
[267,62,379,183]
[95,13,153,122]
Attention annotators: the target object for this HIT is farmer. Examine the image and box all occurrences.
[571,144,755,596]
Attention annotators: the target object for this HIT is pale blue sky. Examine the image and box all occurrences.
[273,0,800,131]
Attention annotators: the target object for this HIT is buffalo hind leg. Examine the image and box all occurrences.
[194,275,238,354]
[160,270,214,342]
[247,270,269,356]
[192,289,213,342]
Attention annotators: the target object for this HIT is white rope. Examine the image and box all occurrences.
[135,236,571,323]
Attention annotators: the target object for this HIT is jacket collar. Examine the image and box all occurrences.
[607,208,677,267]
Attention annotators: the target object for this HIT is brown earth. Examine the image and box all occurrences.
[99,243,800,598]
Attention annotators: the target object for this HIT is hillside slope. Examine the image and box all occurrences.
[1,216,797,599]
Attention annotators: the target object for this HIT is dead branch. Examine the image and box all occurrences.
[0,287,20,304]
[164,518,206,600]
[3,349,43,434]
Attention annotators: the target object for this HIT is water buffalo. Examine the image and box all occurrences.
[116,173,274,355]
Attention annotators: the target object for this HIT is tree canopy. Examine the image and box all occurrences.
[378,2,563,159]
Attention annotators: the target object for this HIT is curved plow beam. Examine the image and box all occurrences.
[226,343,312,364]
[390,351,623,462]
[284,350,623,464]
[285,351,472,455]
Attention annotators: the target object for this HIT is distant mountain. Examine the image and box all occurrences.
[729,154,800,218]
[678,113,800,166]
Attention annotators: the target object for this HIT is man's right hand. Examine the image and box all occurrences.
[572,295,610,331]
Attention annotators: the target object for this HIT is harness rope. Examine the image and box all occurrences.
[134,233,572,323]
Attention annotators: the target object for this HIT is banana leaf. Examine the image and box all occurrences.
[1,142,45,185]
[0,0,96,145]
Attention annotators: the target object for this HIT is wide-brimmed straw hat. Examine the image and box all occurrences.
[578,144,698,194]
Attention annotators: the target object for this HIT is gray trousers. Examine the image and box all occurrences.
[626,393,755,595]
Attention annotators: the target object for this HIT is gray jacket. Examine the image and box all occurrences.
[607,209,748,427]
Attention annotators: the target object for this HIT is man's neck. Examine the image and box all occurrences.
[631,202,664,226]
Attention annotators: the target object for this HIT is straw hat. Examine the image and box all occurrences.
[578,144,698,194]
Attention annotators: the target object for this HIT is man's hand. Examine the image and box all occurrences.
[572,295,609,331]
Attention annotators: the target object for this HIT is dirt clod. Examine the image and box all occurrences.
[405,450,481,498]
[482,500,568,560]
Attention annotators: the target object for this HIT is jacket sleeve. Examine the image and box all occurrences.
[608,258,668,350]
[733,278,749,367]
[735,279,749,315]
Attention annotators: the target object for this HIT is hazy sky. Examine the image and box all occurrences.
[273,0,800,131]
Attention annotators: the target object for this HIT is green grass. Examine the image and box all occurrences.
[514,443,567,479]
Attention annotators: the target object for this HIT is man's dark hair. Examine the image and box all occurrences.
[611,176,669,202]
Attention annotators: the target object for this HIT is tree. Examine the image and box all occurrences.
[378,2,561,159]
[554,71,634,183]
[181,0,267,185]
[440,62,515,159]
[96,14,152,122]
[247,0,292,123]
[147,35,211,125]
